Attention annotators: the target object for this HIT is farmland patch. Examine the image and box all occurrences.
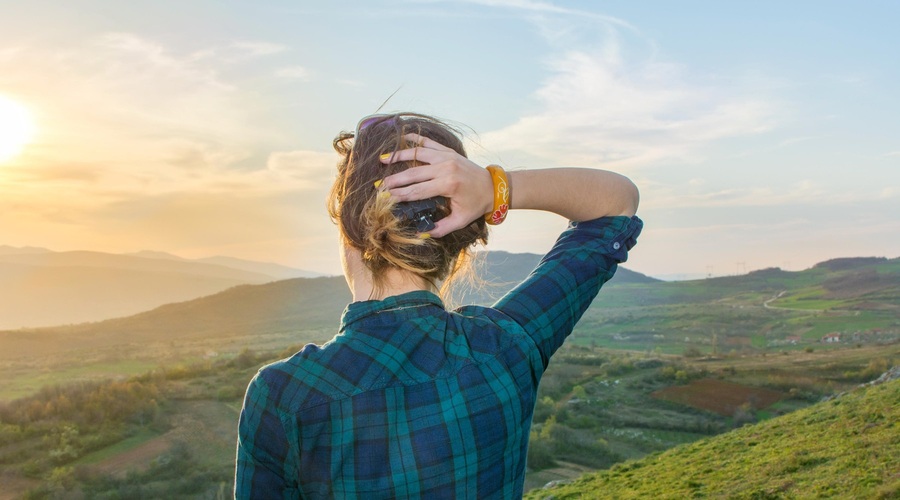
[651,378,785,416]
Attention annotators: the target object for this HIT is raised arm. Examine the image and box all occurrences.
[508,168,639,221]
[380,133,639,237]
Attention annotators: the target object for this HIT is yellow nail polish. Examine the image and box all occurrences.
[418,233,431,239]
[379,153,392,161]
[379,191,391,199]
[373,179,383,188]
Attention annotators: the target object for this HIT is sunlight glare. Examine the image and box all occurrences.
[0,94,36,163]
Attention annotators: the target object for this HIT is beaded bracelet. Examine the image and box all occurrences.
[485,165,510,225]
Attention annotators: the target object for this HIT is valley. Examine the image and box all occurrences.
[0,254,896,497]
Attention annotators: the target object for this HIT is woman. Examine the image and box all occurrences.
[236,113,642,498]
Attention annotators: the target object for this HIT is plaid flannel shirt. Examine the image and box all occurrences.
[236,215,643,499]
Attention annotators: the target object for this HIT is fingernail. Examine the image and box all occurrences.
[379,191,391,199]
[373,179,383,189]
[418,233,431,239]
[379,153,392,161]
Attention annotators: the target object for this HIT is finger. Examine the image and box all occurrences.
[386,178,445,202]
[428,212,478,238]
[402,133,454,153]
[380,147,448,165]
[382,165,440,190]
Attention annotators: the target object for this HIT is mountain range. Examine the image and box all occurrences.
[0,250,657,361]
[0,245,319,329]
[1,247,896,369]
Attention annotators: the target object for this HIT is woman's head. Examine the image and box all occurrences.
[328,113,488,297]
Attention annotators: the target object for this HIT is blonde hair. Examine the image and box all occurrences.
[328,113,488,299]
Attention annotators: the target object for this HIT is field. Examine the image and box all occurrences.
[651,378,785,416]
[0,339,896,498]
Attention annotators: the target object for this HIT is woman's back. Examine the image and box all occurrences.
[237,216,641,498]
[235,113,641,498]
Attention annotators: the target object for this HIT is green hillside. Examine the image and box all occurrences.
[571,257,900,354]
[527,377,900,499]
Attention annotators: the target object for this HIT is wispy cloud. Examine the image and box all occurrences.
[483,47,777,168]
[778,136,817,147]
[0,31,335,260]
[274,66,312,81]
[2,32,297,183]
[230,40,286,57]
[266,150,335,184]
[640,178,898,210]
[451,3,779,170]
[449,0,635,30]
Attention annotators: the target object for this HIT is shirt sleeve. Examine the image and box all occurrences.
[235,373,300,499]
[494,215,642,369]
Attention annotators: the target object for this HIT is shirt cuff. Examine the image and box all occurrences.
[568,215,643,263]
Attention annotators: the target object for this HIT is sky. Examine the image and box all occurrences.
[0,0,898,280]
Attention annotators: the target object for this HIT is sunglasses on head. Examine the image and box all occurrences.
[354,114,399,138]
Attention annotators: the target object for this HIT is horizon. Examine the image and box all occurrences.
[1,1,898,279]
[2,241,895,282]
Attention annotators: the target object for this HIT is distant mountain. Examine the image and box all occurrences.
[1,253,895,363]
[814,256,888,271]
[0,251,273,281]
[0,250,276,329]
[0,252,655,359]
[0,247,326,329]
[128,251,321,280]
[0,245,52,256]
[479,251,658,285]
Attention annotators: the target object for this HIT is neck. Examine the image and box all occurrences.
[342,245,436,302]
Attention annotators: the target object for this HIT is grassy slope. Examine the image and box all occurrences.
[527,379,900,499]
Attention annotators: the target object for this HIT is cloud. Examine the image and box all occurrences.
[162,139,252,172]
[0,31,337,254]
[639,178,865,210]
[274,66,312,81]
[230,41,286,58]
[189,40,288,63]
[266,150,336,184]
[483,47,777,168]
[0,32,306,188]
[3,163,101,183]
[464,4,779,170]
[451,0,635,30]
[778,136,816,147]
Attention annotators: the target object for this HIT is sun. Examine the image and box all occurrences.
[0,94,36,163]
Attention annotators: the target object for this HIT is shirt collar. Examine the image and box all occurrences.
[339,290,445,331]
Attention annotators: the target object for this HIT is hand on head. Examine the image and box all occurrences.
[379,133,494,238]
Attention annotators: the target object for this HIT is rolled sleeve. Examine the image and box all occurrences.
[494,215,643,368]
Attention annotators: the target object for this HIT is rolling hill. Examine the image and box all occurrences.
[0,252,895,403]
[526,375,900,499]
[0,252,656,360]
[0,254,895,363]
[127,251,321,280]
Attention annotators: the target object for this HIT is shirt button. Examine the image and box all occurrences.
[612,242,621,250]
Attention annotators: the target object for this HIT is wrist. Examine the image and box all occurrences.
[479,167,494,216]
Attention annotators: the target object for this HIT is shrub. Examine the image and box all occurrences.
[683,347,703,358]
